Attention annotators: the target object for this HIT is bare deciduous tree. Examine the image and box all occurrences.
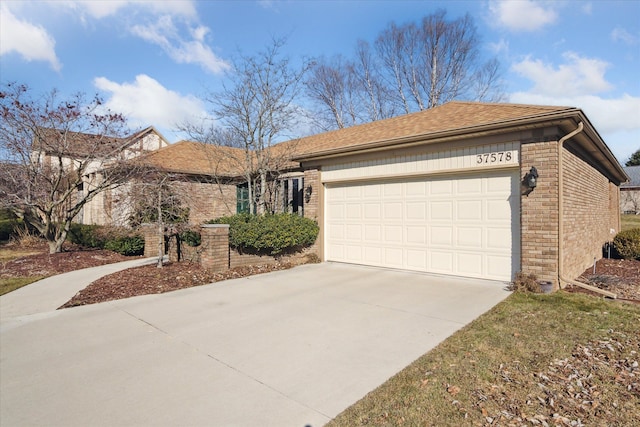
[0,82,138,253]
[190,38,309,214]
[306,10,504,130]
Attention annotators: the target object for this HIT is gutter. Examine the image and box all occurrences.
[556,121,617,299]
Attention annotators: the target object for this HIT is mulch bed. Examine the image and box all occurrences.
[572,258,640,301]
[1,242,131,279]
[59,260,296,308]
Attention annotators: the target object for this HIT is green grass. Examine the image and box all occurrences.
[621,214,640,231]
[0,276,45,296]
[328,292,640,426]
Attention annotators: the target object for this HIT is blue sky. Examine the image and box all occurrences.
[1,0,639,163]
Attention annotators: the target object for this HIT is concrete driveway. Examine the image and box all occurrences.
[1,263,510,426]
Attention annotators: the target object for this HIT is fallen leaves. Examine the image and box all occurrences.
[470,329,639,426]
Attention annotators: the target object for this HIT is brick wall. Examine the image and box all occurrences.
[303,168,321,258]
[561,145,618,280]
[520,140,620,289]
[199,225,230,272]
[172,180,236,224]
[140,223,163,259]
[520,141,559,286]
[303,169,319,220]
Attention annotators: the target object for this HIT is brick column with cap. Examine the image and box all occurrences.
[200,224,230,272]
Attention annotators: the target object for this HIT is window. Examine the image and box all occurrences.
[237,183,250,214]
[282,176,304,215]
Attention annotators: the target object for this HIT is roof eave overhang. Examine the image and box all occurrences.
[294,109,628,184]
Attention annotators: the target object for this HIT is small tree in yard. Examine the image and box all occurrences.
[0,82,137,254]
[127,169,189,267]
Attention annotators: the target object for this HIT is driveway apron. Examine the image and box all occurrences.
[0,263,510,426]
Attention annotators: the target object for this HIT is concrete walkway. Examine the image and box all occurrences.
[0,256,159,322]
[1,263,511,426]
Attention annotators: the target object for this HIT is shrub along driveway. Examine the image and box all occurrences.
[1,263,509,426]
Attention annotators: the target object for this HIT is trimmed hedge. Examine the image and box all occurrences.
[179,229,201,247]
[104,235,145,256]
[613,228,640,260]
[67,223,144,256]
[67,224,108,248]
[209,213,319,255]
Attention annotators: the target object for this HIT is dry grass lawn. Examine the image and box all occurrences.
[621,214,640,231]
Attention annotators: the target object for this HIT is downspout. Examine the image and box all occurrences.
[556,122,616,298]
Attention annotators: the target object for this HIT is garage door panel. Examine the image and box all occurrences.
[364,225,382,242]
[406,202,427,220]
[407,250,427,269]
[487,255,512,278]
[430,180,453,195]
[406,226,427,244]
[363,203,381,219]
[384,226,403,242]
[430,201,453,220]
[457,200,482,220]
[456,226,482,248]
[327,224,345,239]
[384,182,403,196]
[457,252,483,276]
[325,172,519,281]
[430,251,453,273]
[457,178,481,194]
[487,227,511,249]
[346,224,362,240]
[363,246,382,264]
[406,181,427,195]
[363,185,381,198]
[487,199,511,220]
[384,202,403,219]
[384,248,404,267]
[430,226,452,245]
[346,245,362,262]
[346,204,362,219]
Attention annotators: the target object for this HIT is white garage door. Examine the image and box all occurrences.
[325,171,520,281]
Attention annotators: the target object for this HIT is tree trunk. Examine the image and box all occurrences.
[157,190,164,268]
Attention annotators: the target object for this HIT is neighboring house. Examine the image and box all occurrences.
[620,165,640,214]
[37,126,170,225]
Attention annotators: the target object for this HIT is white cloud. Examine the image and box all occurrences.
[511,52,612,97]
[488,0,557,32]
[93,74,208,133]
[509,91,640,162]
[488,38,509,55]
[63,0,196,19]
[131,16,230,74]
[509,52,640,162]
[0,4,61,71]
[611,27,639,45]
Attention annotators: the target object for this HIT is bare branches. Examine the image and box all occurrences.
[0,82,137,253]
[306,10,504,130]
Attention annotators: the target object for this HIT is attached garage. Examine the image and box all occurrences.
[294,101,627,288]
[325,171,520,281]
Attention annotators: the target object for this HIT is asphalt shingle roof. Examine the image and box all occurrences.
[622,165,640,188]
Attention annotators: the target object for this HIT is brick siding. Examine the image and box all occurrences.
[520,141,560,285]
[561,145,619,280]
[172,180,236,224]
[520,140,620,289]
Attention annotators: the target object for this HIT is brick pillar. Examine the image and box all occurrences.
[200,224,230,272]
[303,169,321,261]
[141,223,161,259]
[520,141,559,288]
